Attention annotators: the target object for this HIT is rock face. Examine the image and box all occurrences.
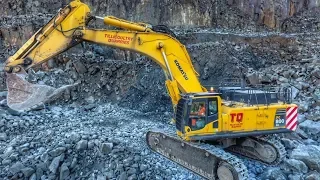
[2,0,320,31]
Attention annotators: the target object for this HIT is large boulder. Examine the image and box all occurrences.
[258,168,287,180]
[304,171,320,180]
[299,120,320,137]
[290,145,320,171]
[281,159,308,174]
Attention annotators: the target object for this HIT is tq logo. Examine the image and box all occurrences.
[230,113,243,123]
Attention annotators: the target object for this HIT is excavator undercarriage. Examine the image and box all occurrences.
[146,130,286,180]
[146,130,249,180]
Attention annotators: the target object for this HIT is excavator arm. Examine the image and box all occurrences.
[4,0,88,73]
[4,0,206,111]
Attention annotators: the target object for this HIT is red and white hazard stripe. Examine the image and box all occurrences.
[286,106,298,131]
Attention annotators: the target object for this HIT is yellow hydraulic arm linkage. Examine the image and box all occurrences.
[4,0,206,111]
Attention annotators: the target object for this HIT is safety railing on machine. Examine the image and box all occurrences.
[204,78,292,106]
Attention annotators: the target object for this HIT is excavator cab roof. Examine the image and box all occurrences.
[182,92,222,99]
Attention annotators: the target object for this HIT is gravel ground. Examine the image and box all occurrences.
[0,103,203,180]
[0,101,276,180]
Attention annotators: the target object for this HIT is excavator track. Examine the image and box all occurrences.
[146,130,249,180]
[226,135,286,166]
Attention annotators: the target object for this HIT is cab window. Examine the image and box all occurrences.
[189,101,206,130]
[208,99,218,115]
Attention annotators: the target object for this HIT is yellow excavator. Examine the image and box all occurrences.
[4,1,298,180]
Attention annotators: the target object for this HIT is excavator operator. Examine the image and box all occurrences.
[198,104,206,116]
[191,103,206,129]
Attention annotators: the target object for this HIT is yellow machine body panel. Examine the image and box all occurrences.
[176,95,297,141]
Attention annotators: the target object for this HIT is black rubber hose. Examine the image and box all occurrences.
[152,25,178,39]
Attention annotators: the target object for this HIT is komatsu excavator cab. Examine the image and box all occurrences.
[174,84,295,142]
[175,93,222,140]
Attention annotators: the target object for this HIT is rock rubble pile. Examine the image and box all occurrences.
[0,102,200,180]
[245,57,320,116]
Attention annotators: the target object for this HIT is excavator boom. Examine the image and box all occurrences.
[4,0,205,111]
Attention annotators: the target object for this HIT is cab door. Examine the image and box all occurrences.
[208,98,219,132]
[188,99,208,132]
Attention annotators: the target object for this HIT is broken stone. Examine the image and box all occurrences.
[127,167,136,175]
[281,138,298,149]
[259,168,286,180]
[40,152,49,162]
[59,163,70,180]
[140,164,148,171]
[304,171,320,180]
[85,96,95,104]
[0,133,7,141]
[100,142,113,155]
[84,51,95,59]
[304,139,318,145]
[21,167,35,178]
[291,86,300,99]
[246,72,259,85]
[49,155,63,173]
[282,159,308,174]
[49,147,66,157]
[73,61,87,74]
[294,83,303,90]
[291,145,320,171]
[29,173,36,180]
[119,172,128,180]
[306,113,320,121]
[88,66,100,75]
[299,82,310,90]
[128,174,137,180]
[10,162,25,174]
[295,127,309,139]
[70,157,77,170]
[298,102,309,112]
[283,70,292,78]
[311,69,320,78]
[76,140,88,151]
[299,120,320,135]
[313,88,320,100]
[279,77,289,83]
[288,174,303,180]
[88,140,95,149]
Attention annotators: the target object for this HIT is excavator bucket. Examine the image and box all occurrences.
[6,73,76,112]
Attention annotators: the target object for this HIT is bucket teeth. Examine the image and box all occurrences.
[6,73,77,112]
